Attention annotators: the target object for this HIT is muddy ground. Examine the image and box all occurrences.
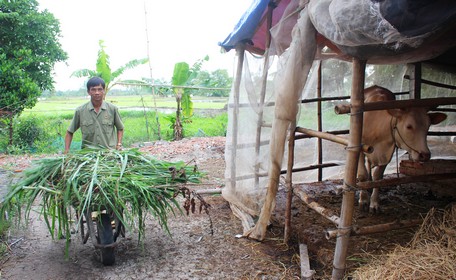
[0,136,454,280]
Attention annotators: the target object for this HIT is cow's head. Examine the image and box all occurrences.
[387,108,447,162]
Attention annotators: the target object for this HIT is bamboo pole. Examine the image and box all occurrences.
[296,128,456,139]
[255,4,274,189]
[409,62,422,99]
[228,44,245,189]
[291,163,341,173]
[143,1,161,140]
[317,61,323,181]
[325,218,422,239]
[332,58,366,280]
[296,127,373,154]
[195,189,222,195]
[295,129,349,139]
[405,75,456,90]
[293,186,340,226]
[355,172,456,190]
[140,96,151,142]
[232,162,341,181]
[334,96,456,114]
[115,82,230,91]
[284,120,296,242]
[227,162,454,196]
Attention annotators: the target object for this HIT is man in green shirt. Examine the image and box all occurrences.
[64,77,124,153]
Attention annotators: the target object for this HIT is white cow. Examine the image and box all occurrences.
[245,84,447,240]
[358,85,447,212]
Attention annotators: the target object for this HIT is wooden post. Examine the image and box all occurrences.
[254,3,274,188]
[229,44,245,189]
[300,243,316,279]
[325,218,422,239]
[293,186,340,225]
[409,62,422,99]
[334,96,456,114]
[331,58,366,280]
[284,121,296,242]
[317,61,323,181]
[295,127,373,153]
[356,172,456,189]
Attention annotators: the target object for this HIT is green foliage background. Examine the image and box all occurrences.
[0,0,67,116]
[0,100,228,154]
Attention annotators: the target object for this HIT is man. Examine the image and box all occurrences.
[64,77,124,153]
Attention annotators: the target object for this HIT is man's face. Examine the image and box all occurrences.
[88,85,104,101]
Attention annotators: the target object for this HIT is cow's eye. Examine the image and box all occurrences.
[406,124,413,130]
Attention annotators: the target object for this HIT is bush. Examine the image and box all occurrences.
[11,115,53,153]
[13,116,44,146]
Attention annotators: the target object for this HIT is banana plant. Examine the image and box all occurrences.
[171,62,189,140]
[170,56,208,140]
[71,40,148,98]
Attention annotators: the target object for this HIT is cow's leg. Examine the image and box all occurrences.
[369,165,387,213]
[357,153,370,211]
[244,118,289,240]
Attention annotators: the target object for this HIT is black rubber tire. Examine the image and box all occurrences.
[97,213,115,266]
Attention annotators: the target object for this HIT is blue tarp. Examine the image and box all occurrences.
[219,0,269,53]
[219,0,292,55]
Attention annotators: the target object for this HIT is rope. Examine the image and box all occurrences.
[343,182,357,192]
[390,116,421,156]
[345,144,363,151]
[391,117,404,178]
[349,110,364,116]
[335,226,352,238]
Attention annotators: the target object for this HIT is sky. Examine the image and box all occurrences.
[37,0,252,91]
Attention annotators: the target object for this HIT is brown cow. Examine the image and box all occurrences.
[358,85,447,212]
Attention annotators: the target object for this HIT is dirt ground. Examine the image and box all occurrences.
[0,137,454,280]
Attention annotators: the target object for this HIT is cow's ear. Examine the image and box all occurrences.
[429,112,447,125]
[387,108,407,118]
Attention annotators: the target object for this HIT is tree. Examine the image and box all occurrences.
[71,40,148,97]
[189,69,232,97]
[0,0,67,144]
[322,59,351,96]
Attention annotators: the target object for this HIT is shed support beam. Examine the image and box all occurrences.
[332,58,366,280]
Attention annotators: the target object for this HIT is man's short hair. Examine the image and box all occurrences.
[86,77,106,91]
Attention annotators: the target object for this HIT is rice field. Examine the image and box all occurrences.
[1,96,229,154]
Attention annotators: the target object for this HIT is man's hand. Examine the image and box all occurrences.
[116,143,123,151]
[64,131,73,154]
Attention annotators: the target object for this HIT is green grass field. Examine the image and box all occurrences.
[26,95,228,116]
[1,96,228,154]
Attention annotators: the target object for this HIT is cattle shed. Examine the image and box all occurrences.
[219,0,456,279]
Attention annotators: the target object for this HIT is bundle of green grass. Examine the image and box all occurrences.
[0,147,205,242]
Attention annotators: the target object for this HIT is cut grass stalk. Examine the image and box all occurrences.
[0,147,205,254]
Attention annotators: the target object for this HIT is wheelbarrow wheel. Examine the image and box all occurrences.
[97,213,115,266]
